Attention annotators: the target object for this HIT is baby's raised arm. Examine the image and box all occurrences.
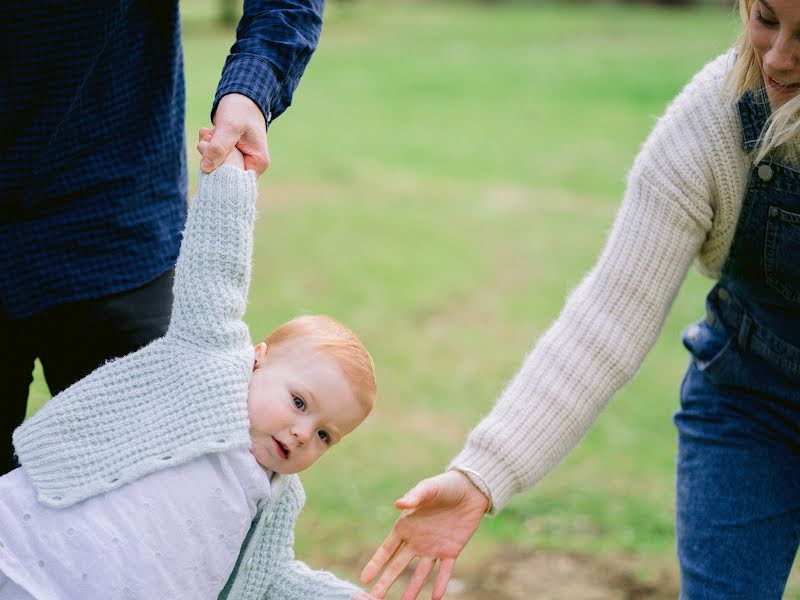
[167,136,256,352]
[14,162,260,508]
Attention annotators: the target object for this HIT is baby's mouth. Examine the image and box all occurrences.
[273,437,290,459]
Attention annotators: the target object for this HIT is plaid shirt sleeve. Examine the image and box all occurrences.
[212,0,325,126]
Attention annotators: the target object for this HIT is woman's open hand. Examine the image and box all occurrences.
[360,470,490,600]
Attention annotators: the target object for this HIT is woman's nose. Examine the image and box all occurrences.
[765,37,798,75]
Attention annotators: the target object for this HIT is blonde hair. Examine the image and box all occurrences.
[727,0,800,163]
[264,315,376,413]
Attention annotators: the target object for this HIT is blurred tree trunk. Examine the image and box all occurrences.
[219,0,238,26]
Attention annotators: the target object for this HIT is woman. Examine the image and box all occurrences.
[362,1,800,598]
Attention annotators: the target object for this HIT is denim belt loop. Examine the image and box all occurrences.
[738,314,754,354]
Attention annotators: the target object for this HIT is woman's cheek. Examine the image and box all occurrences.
[748,24,769,58]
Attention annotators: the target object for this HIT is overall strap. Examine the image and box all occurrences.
[737,88,772,153]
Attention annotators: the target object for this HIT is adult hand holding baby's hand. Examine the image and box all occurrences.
[199,93,269,175]
[198,128,245,170]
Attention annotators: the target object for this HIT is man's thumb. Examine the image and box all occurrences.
[201,126,239,173]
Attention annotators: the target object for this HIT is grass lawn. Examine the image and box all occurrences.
[29,1,800,596]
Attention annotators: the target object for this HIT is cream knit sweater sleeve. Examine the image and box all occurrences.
[451,54,745,511]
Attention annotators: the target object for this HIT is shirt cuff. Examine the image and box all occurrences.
[212,54,281,127]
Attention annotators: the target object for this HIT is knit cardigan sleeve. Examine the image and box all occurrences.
[222,475,362,600]
[265,554,362,600]
[169,167,256,351]
[13,166,259,508]
[450,56,735,511]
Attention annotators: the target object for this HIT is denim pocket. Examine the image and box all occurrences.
[681,316,734,380]
[765,205,800,304]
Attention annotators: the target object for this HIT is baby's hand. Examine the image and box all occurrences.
[352,592,379,600]
[197,127,245,170]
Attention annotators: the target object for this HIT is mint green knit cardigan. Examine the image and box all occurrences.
[13,167,361,600]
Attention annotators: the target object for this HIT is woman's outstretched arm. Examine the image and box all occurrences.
[360,53,739,599]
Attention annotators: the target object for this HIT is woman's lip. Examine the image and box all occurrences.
[767,75,800,92]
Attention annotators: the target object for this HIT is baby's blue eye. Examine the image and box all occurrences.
[318,430,330,443]
[293,396,305,410]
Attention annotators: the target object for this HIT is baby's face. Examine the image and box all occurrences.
[247,339,367,474]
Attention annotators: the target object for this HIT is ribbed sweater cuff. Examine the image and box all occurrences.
[196,164,258,202]
[449,443,521,514]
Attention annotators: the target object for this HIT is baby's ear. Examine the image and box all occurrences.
[253,342,268,369]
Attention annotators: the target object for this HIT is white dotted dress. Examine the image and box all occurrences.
[0,447,271,599]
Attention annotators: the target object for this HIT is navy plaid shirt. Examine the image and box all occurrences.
[0,0,323,320]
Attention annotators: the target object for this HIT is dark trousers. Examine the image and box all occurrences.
[0,268,174,474]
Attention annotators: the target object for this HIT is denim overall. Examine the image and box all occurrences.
[674,90,800,599]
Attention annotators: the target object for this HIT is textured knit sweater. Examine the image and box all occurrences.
[12,166,360,599]
[451,51,800,512]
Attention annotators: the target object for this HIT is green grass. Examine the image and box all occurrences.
[31,0,799,594]
[235,0,737,568]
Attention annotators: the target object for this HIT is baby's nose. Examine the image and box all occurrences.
[293,422,314,444]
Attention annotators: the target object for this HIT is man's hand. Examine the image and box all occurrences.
[197,128,245,170]
[361,471,490,600]
[199,93,270,175]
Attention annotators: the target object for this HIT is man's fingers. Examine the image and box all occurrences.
[369,544,416,599]
[399,557,435,600]
[243,151,270,176]
[431,558,455,600]
[198,127,214,142]
[196,129,212,158]
[361,532,403,584]
[200,125,239,173]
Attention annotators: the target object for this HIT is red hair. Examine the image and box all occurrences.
[264,315,376,413]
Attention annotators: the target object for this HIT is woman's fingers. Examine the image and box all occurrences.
[369,544,416,598]
[431,558,455,600]
[395,479,433,509]
[361,530,403,584]
[399,556,436,600]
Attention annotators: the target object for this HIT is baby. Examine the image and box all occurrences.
[0,148,376,600]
